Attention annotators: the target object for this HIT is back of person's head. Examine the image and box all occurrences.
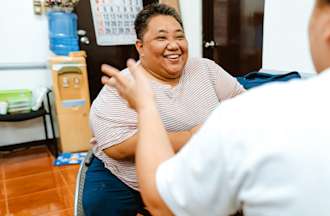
[134,3,183,40]
[309,0,330,73]
[319,0,330,5]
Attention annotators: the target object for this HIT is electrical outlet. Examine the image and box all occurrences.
[33,0,43,15]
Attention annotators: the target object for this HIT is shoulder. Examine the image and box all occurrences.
[183,57,219,75]
[186,57,226,72]
[185,57,215,68]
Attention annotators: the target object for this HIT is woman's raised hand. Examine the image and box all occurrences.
[101,59,155,111]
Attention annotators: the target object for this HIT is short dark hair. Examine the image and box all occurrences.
[319,0,330,5]
[134,3,184,40]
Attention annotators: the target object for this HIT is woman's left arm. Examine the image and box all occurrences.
[208,60,246,101]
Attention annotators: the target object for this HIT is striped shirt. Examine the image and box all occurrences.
[90,57,245,190]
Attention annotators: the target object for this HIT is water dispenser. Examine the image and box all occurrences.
[50,52,92,152]
[48,10,79,56]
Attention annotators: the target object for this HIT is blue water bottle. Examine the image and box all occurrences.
[47,11,79,56]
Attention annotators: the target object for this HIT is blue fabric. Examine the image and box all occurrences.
[236,71,301,89]
[53,152,87,166]
[82,156,150,216]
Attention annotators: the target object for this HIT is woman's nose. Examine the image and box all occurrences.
[166,40,180,50]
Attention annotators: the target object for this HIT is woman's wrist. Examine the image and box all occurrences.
[136,100,157,114]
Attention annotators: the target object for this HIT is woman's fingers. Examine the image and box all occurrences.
[101,64,128,87]
[101,64,120,77]
[102,76,119,90]
[101,76,110,85]
[101,64,134,98]
[127,59,143,79]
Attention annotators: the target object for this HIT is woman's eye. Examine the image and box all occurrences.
[156,36,166,40]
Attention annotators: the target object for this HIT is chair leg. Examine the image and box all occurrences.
[42,113,49,140]
[41,112,52,155]
[47,91,59,158]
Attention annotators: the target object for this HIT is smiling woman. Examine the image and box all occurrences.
[135,4,187,84]
[82,3,246,216]
[136,15,188,83]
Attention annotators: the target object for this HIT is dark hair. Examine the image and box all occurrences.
[319,0,330,5]
[134,3,184,40]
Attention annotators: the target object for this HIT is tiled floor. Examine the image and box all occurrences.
[0,146,79,216]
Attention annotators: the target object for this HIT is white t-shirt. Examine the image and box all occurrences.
[156,68,330,216]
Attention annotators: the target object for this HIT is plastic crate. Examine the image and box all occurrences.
[0,89,32,113]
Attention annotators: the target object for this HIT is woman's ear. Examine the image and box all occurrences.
[325,14,330,44]
[135,39,144,57]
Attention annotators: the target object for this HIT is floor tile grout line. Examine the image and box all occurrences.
[6,185,72,202]
[2,178,9,215]
[40,207,73,216]
[45,146,56,159]
[4,169,62,182]
[58,169,70,187]
[0,163,2,181]
[1,163,5,181]
[3,164,79,182]
[2,156,55,181]
[5,172,70,200]
[0,147,54,167]
[6,186,74,215]
[0,163,8,214]
[0,147,76,215]
[59,165,77,196]
[0,146,50,156]
[1,152,51,163]
[59,168,79,197]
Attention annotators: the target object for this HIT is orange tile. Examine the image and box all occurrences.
[7,187,73,215]
[0,181,5,201]
[3,152,54,180]
[44,208,73,216]
[60,167,80,185]
[0,169,3,182]
[0,160,3,181]
[53,164,80,172]
[6,172,65,199]
[68,184,76,197]
[2,146,50,161]
[0,200,7,216]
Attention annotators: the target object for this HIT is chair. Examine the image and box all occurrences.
[74,149,94,216]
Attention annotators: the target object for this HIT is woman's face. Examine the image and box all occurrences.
[136,15,188,82]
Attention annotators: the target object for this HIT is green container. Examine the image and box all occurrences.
[0,89,32,113]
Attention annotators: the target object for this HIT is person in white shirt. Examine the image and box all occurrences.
[100,0,330,215]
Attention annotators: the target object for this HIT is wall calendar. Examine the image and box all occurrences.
[90,0,143,46]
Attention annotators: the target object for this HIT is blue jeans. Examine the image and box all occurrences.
[82,156,150,216]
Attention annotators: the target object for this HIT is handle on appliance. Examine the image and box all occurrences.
[57,66,82,74]
[52,63,85,73]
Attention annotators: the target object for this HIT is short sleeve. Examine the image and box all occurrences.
[90,85,138,150]
[206,59,246,101]
[155,105,241,216]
